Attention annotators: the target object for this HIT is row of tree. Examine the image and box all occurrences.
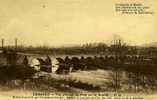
[1,42,157,55]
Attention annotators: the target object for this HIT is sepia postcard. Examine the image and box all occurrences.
[0,0,157,100]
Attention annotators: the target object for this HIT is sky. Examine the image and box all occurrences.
[0,0,157,47]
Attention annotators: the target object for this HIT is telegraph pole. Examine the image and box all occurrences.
[1,38,4,49]
[15,38,18,51]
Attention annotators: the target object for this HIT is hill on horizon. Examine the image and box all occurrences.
[142,42,157,47]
